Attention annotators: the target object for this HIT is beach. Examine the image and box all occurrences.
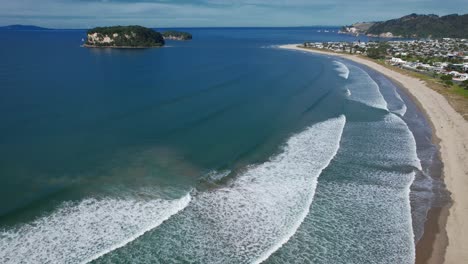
[279,44,468,263]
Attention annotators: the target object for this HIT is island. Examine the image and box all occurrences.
[162,31,193,41]
[84,25,165,48]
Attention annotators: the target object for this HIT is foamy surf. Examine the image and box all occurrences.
[266,112,420,264]
[0,194,191,264]
[94,116,346,263]
[346,64,388,111]
[371,73,408,116]
[391,89,407,116]
[252,116,346,264]
[333,61,350,79]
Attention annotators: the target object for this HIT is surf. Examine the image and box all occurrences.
[93,116,347,263]
[346,64,388,111]
[0,194,191,264]
[333,61,350,80]
[266,112,421,264]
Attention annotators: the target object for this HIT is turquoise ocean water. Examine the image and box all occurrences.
[0,28,444,263]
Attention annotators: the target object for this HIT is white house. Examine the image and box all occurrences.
[390,57,406,65]
[453,73,468,82]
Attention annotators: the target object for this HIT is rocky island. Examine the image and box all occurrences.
[84,25,165,48]
[162,31,193,41]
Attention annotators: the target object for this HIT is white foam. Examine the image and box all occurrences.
[109,116,346,263]
[333,61,350,79]
[345,88,352,97]
[252,116,346,264]
[374,75,408,116]
[266,113,420,264]
[0,194,191,264]
[346,64,388,111]
[204,170,231,182]
[391,86,408,116]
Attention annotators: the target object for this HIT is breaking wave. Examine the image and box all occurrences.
[94,116,346,263]
[346,64,388,111]
[333,61,350,79]
[0,194,191,264]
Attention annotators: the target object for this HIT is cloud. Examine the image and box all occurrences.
[0,0,466,28]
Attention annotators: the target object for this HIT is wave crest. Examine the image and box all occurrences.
[0,194,191,264]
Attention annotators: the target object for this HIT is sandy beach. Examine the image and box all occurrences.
[279,44,468,264]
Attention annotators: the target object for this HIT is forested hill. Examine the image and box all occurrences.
[85,26,165,47]
[366,13,468,38]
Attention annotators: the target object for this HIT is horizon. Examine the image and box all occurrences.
[1,24,349,30]
[0,0,467,29]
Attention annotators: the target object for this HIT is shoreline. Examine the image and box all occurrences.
[82,44,163,49]
[279,44,468,263]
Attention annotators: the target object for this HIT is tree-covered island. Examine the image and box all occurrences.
[162,31,193,41]
[84,26,165,48]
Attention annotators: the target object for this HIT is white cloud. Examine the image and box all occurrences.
[0,0,466,28]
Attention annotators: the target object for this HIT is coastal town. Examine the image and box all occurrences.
[303,38,468,85]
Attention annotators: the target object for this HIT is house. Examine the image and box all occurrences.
[453,73,468,82]
[390,57,406,65]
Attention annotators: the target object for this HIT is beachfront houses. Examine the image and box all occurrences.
[303,38,468,83]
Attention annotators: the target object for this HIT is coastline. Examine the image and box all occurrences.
[279,44,468,263]
[82,44,163,49]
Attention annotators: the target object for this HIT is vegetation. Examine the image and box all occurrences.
[366,42,390,59]
[86,26,164,47]
[366,13,468,38]
[462,80,468,90]
[162,31,192,40]
[440,74,453,81]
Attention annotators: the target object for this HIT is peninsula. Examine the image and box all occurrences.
[84,26,165,48]
[340,13,468,38]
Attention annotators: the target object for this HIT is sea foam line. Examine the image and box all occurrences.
[333,61,350,80]
[391,86,408,116]
[90,116,348,263]
[346,64,389,111]
[0,194,191,264]
[393,112,422,262]
[253,115,346,264]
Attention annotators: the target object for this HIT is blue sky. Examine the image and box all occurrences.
[0,0,466,28]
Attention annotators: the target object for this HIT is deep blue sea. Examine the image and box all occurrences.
[0,27,443,263]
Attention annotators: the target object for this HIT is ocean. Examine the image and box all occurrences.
[0,28,443,263]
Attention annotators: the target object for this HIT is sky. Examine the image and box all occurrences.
[0,0,467,29]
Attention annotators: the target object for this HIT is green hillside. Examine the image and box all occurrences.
[366,13,468,38]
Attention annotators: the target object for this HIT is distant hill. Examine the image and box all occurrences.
[0,25,51,31]
[366,13,468,38]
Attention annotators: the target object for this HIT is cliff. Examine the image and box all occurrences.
[85,26,165,48]
[339,22,375,36]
